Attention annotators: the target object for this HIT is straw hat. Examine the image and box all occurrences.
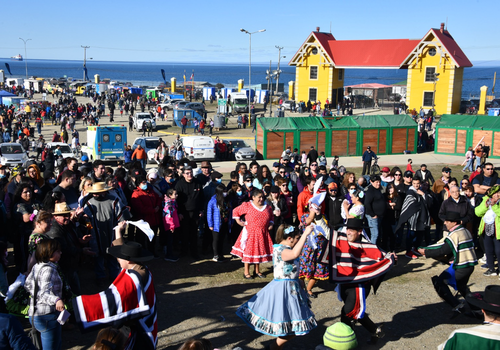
[53,202,74,215]
[87,182,111,194]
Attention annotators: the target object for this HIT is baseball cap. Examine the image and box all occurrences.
[381,167,390,173]
[404,170,413,178]
[367,146,371,149]
[244,174,253,181]
[282,155,290,161]
[273,162,280,168]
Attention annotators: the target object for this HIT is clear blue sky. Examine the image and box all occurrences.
[1,0,499,66]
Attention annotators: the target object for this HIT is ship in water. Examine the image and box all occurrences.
[11,54,23,61]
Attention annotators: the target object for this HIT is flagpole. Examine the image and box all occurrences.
[183,70,186,99]
[192,70,194,101]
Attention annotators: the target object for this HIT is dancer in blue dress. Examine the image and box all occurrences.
[236,224,317,350]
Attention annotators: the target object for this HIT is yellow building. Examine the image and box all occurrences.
[290,25,472,114]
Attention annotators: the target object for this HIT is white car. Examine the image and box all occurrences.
[132,137,161,164]
[159,99,185,111]
[45,142,77,159]
[223,139,256,161]
[133,112,157,131]
[0,143,29,167]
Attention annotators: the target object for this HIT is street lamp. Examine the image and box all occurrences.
[240,28,265,122]
[433,72,440,112]
[81,45,90,81]
[19,37,31,79]
[275,46,285,97]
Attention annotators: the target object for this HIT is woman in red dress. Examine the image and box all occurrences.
[231,189,274,279]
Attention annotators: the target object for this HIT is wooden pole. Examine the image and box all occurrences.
[461,136,485,166]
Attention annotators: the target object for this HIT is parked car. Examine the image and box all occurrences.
[490,99,500,108]
[0,143,29,167]
[174,101,190,109]
[133,112,157,131]
[281,100,295,111]
[223,139,256,161]
[180,136,215,161]
[132,137,161,164]
[46,142,78,160]
[159,99,185,111]
[185,102,205,112]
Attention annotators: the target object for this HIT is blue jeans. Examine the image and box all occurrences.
[476,156,482,168]
[366,215,381,245]
[30,312,61,350]
[139,159,146,170]
[463,158,473,172]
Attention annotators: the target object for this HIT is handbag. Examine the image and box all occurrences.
[28,269,43,350]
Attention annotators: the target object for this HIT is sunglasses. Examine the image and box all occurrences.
[311,164,318,167]
[394,173,402,176]
[279,171,285,174]
[444,171,451,173]
[485,168,494,170]
[329,189,338,192]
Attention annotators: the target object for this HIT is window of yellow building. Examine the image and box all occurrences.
[338,69,344,81]
[425,67,436,82]
[310,66,318,80]
[423,91,434,107]
[309,88,317,101]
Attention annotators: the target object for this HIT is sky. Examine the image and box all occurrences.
[1,0,499,66]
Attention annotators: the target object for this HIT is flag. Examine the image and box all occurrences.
[190,72,194,80]
[84,67,89,81]
[160,69,166,83]
[5,63,12,75]
[183,70,186,81]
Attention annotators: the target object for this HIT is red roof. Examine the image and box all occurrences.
[328,39,420,68]
[291,28,472,69]
[430,28,472,67]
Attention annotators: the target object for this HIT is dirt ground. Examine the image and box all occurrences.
[9,226,491,350]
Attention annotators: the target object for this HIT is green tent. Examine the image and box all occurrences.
[436,115,500,158]
[256,117,298,159]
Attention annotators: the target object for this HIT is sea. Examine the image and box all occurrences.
[1,58,498,99]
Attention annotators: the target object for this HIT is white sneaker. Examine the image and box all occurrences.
[480,256,487,264]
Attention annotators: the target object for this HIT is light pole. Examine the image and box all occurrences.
[275,46,285,96]
[433,72,440,113]
[81,45,90,81]
[240,28,265,123]
[19,37,31,79]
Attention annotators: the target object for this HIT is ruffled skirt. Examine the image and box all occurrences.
[236,279,317,337]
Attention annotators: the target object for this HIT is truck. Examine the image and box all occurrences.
[231,92,249,113]
[80,126,127,162]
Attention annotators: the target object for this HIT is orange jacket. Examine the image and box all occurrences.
[132,148,147,160]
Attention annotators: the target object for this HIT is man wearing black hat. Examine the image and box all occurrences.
[418,211,477,314]
[73,222,157,350]
[329,218,396,345]
[439,285,500,349]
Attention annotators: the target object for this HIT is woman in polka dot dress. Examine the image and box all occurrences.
[231,189,274,279]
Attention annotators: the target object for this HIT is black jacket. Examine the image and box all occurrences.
[175,177,204,214]
[324,194,344,229]
[46,221,83,272]
[438,195,475,225]
[364,185,386,217]
[414,169,435,186]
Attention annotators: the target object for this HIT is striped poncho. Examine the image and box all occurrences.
[423,225,477,269]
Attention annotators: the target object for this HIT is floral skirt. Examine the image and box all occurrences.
[299,235,329,280]
[236,279,317,337]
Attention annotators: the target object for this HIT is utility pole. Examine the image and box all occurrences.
[19,38,31,79]
[81,46,90,81]
[275,46,284,96]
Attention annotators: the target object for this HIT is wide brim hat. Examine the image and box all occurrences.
[107,241,153,262]
[87,182,112,193]
[466,285,500,314]
[53,202,74,215]
[342,218,369,231]
[444,211,462,223]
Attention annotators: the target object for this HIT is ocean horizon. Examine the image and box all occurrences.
[2,58,498,99]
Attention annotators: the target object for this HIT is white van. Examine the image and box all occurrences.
[180,136,215,161]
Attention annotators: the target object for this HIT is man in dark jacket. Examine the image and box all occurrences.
[413,164,435,186]
[361,146,376,176]
[307,146,318,166]
[47,202,94,294]
[364,175,386,245]
[324,182,344,230]
[175,166,204,259]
